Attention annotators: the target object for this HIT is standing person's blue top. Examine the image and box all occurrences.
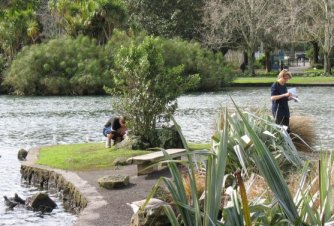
[270,69,292,128]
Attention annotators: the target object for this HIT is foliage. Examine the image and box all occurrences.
[48,0,127,44]
[125,0,204,40]
[3,36,112,95]
[255,54,266,69]
[106,36,200,146]
[162,38,234,91]
[0,1,42,60]
[106,31,234,91]
[312,63,324,70]
[145,104,334,225]
[37,142,150,171]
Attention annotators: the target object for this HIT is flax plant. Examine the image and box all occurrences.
[142,102,334,226]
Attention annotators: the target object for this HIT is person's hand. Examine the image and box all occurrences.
[285,92,291,97]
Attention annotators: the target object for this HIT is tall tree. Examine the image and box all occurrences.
[285,0,334,75]
[0,1,41,60]
[49,0,126,44]
[202,0,281,75]
[125,0,204,40]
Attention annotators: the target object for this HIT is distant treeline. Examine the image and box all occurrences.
[0,0,234,95]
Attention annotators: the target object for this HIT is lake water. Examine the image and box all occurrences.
[1,86,333,225]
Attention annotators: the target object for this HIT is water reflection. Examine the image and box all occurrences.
[0,87,333,225]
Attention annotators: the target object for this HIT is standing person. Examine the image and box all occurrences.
[270,69,292,129]
[103,116,127,148]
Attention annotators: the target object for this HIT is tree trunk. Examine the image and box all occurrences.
[265,50,271,73]
[247,51,256,76]
[243,51,248,65]
[323,52,331,75]
[311,41,319,64]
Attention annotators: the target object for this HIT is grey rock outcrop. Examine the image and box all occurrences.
[25,192,57,213]
[113,157,129,166]
[129,198,171,226]
[18,149,28,161]
[98,175,130,189]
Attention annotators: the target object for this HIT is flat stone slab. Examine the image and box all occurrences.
[127,149,186,164]
[127,149,186,175]
[98,175,130,189]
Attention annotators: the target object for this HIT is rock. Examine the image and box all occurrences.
[129,198,171,226]
[113,157,129,166]
[155,125,183,149]
[25,192,57,213]
[98,175,129,189]
[17,149,28,161]
[131,126,184,150]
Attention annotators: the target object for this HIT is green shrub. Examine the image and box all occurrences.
[162,38,233,91]
[107,36,199,146]
[303,71,325,77]
[3,36,112,95]
[106,31,234,91]
[312,63,324,69]
[255,54,266,69]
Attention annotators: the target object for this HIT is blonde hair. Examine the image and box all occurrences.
[278,69,292,79]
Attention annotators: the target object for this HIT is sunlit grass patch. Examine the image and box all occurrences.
[234,76,334,84]
[188,142,210,150]
[37,143,150,171]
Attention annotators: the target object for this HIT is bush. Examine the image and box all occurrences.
[162,38,233,91]
[107,36,199,146]
[106,31,234,91]
[3,36,112,95]
[255,54,266,69]
[312,63,324,69]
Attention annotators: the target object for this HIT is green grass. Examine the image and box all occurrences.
[37,142,211,171]
[233,76,334,84]
[188,142,210,150]
[304,68,324,73]
[37,143,150,171]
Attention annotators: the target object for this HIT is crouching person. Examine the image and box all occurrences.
[103,116,127,148]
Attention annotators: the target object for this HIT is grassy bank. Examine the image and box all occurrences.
[37,143,150,171]
[37,142,210,171]
[233,76,334,85]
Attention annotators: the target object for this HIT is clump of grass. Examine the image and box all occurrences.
[289,115,316,152]
[182,170,206,202]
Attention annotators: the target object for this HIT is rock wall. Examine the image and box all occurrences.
[21,164,88,214]
[20,147,88,215]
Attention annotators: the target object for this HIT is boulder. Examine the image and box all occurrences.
[113,157,129,166]
[17,149,28,161]
[98,175,129,189]
[131,125,183,150]
[155,125,183,149]
[25,192,57,213]
[129,198,171,226]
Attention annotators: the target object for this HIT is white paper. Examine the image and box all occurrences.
[288,87,300,102]
[288,87,297,96]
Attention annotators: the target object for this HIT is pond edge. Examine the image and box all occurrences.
[21,146,108,225]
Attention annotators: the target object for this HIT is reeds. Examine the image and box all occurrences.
[289,115,317,152]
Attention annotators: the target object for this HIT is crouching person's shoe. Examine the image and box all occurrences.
[105,139,111,148]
